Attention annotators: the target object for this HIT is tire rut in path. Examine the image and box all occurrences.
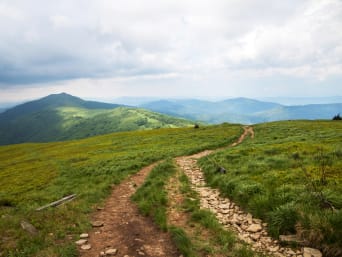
[78,163,180,257]
[175,127,304,257]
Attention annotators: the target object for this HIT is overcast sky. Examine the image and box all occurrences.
[0,0,342,103]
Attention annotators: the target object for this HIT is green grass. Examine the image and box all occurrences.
[198,120,342,256]
[132,159,264,257]
[132,159,176,231]
[0,123,241,256]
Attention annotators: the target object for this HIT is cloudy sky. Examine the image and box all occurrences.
[0,0,341,104]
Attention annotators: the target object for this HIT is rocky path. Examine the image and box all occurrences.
[175,127,320,257]
[77,163,180,257]
[76,126,321,257]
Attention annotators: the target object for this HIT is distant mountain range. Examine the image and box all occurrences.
[0,93,340,145]
[139,98,342,124]
[0,93,193,145]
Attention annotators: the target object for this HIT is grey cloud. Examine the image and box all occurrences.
[0,0,341,87]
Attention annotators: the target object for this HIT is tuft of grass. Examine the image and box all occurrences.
[267,203,298,237]
[132,159,176,231]
[169,226,195,257]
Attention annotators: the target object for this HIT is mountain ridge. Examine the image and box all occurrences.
[0,93,193,145]
[140,98,341,124]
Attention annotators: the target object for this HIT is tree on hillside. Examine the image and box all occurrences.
[332,113,341,120]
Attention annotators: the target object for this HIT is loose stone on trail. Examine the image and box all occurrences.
[91,221,104,227]
[80,233,89,239]
[81,244,91,250]
[76,239,88,245]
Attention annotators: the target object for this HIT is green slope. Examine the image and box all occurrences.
[1,120,340,256]
[199,120,342,256]
[0,123,241,256]
[0,93,194,145]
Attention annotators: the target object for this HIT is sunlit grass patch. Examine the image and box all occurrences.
[0,123,241,256]
[199,120,342,256]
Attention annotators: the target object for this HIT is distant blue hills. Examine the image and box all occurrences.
[139,97,342,124]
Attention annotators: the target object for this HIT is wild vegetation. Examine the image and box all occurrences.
[198,120,342,256]
[0,93,194,145]
[0,123,240,256]
[132,160,265,257]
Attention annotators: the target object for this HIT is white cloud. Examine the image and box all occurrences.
[0,0,341,100]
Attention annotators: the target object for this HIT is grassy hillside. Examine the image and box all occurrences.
[0,93,194,145]
[199,120,342,256]
[0,124,241,256]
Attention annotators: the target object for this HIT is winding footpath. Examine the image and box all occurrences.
[76,126,321,257]
[175,127,321,257]
[78,163,180,257]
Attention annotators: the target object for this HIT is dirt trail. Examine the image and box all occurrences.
[77,126,255,257]
[78,163,179,257]
[174,126,305,257]
[231,126,254,146]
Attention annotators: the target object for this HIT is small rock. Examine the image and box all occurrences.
[303,247,322,257]
[105,248,118,255]
[286,249,296,255]
[269,246,280,252]
[81,244,91,250]
[75,239,88,245]
[246,224,262,233]
[92,221,104,227]
[253,218,262,224]
[80,233,89,239]
[219,204,230,209]
[246,213,253,223]
[100,252,105,256]
[249,233,261,241]
[20,221,38,235]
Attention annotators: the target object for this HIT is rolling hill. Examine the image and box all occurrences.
[0,121,341,256]
[0,123,242,256]
[140,98,342,124]
[0,93,194,145]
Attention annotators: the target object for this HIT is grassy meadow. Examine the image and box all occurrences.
[0,123,241,256]
[198,120,342,256]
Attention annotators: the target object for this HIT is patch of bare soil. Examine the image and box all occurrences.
[78,163,180,257]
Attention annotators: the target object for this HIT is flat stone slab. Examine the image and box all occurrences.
[81,244,91,250]
[91,221,104,227]
[105,248,118,255]
[75,239,87,245]
[246,224,262,233]
[80,233,89,239]
[303,247,322,257]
